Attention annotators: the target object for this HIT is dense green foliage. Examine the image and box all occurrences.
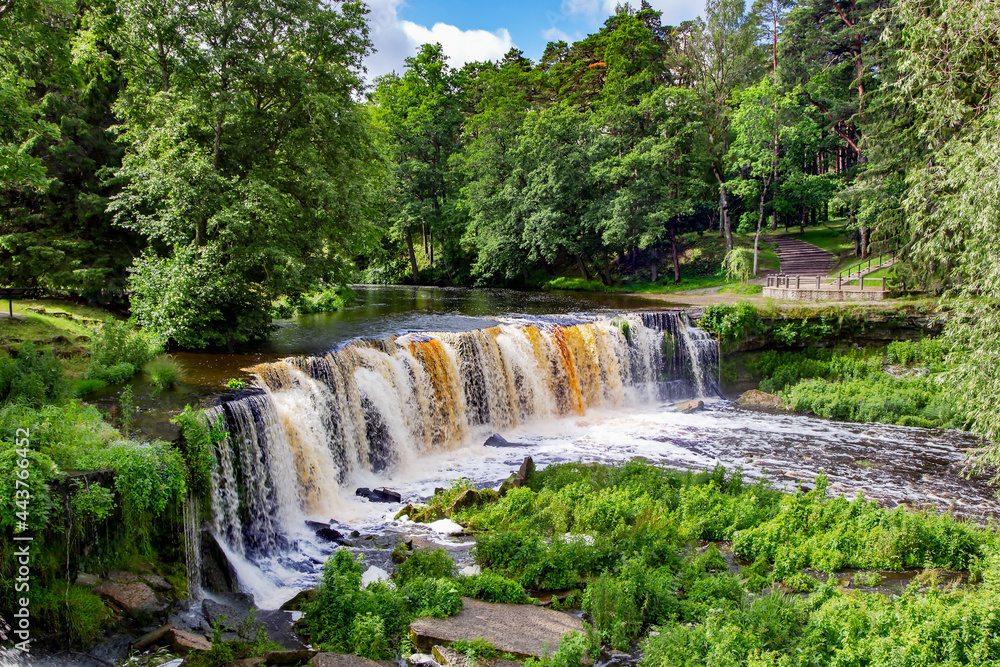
[299,549,463,659]
[387,459,999,665]
[0,343,193,647]
[743,337,964,429]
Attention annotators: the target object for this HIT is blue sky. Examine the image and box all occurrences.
[362,0,707,82]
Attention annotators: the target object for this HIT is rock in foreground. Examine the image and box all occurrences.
[409,597,583,659]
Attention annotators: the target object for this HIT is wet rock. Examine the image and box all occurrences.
[484,433,515,447]
[133,623,174,651]
[279,589,318,612]
[306,520,345,543]
[311,653,397,667]
[91,633,133,665]
[202,528,242,594]
[142,574,173,592]
[257,609,309,650]
[447,489,482,514]
[203,599,249,630]
[168,628,212,654]
[356,487,403,503]
[94,570,166,614]
[676,400,704,413]
[499,457,534,496]
[433,646,521,667]
[407,653,441,667]
[409,597,584,659]
[736,390,786,409]
[75,572,99,587]
[265,649,318,664]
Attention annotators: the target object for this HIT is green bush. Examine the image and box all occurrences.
[456,571,533,604]
[90,318,162,370]
[0,343,69,406]
[394,547,457,585]
[89,361,135,384]
[145,355,184,388]
[174,405,226,498]
[300,549,463,656]
[699,302,760,346]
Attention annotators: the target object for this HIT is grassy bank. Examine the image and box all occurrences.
[305,459,1000,666]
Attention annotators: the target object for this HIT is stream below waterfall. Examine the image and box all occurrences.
[171,291,997,611]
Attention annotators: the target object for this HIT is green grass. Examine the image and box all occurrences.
[0,299,113,378]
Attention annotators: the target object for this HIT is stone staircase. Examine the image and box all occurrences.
[769,235,838,276]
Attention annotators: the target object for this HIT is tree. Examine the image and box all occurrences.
[371,43,466,283]
[692,0,764,253]
[728,75,783,275]
[100,0,381,349]
[894,0,1000,470]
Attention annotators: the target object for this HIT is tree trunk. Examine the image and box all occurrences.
[860,226,870,259]
[406,230,419,281]
[670,221,681,283]
[650,248,659,283]
[713,172,733,252]
[753,182,768,276]
[429,232,434,267]
[576,255,591,280]
[854,229,861,257]
[799,206,807,233]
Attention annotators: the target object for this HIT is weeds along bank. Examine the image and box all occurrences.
[298,460,1000,667]
[0,321,204,648]
[697,302,968,432]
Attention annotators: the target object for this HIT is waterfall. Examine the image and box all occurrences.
[205,312,718,562]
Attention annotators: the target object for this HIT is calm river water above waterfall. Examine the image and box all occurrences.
[130,286,997,610]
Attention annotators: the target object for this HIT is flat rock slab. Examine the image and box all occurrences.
[311,653,396,667]
[94,571,165,614]
[409,597,583,659]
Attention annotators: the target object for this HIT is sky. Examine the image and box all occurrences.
[361,0,708,82]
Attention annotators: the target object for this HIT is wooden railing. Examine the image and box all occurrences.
[766,275,888,291]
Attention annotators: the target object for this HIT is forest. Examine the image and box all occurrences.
[3,0,1000,663]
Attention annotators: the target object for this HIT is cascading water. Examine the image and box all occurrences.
[200,311,717,602]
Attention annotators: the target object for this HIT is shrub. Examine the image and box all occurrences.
[455,571,532,604]
[301,549,463,656]
[0,343,69,406]
[145,355,184,388]
[699,302,759,346]
[394,548,457,585]
[90,318,162,370]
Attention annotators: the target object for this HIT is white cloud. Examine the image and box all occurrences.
[400,21,513,65]
[644,0,707,26]
[542,26,574,43]
[558,0,704,27]
[361,0,514,83]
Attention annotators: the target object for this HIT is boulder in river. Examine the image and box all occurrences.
[675,400,704,413]
[306,520,345,543]
[484,433,510,447]
[433,646,521,667]
[736,390,787,410]
[356,487,403,503]
[409,597,583,659]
